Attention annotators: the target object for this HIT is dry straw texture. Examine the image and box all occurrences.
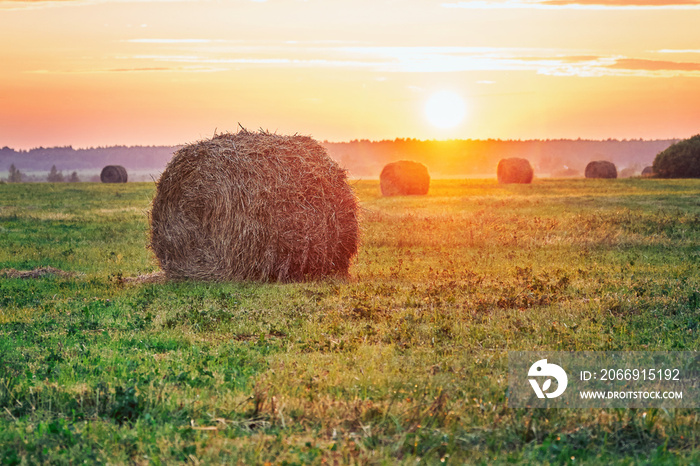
[122,271,166,285]
[1,267,74,279]
[100,165,128,183]
[497,158,534,184]
[380,160,430,196]
[585,161,618,179]
[149,129,359,282]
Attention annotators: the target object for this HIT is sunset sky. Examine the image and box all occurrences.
[1,0,700,149]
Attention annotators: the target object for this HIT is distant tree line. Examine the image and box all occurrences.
[4,164,81,183]
[47,165,80,183]
[0,145,178,176]
[7,164,22,183]
[0,139,682,181]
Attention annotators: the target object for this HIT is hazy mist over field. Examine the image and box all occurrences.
[0,137,678,181]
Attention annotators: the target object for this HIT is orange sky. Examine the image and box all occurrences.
[1,0,700,149]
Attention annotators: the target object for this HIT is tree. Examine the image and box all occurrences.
[8,164,22,183]
[69,171,80,183]
[47,165,64,182]
[653,135,700,178]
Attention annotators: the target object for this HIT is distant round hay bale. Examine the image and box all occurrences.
[149,129,359,282]
[585,161,617,179]
[642,166,654,177]
[380,160,430,196]
[619,167,637,178]
[497,158,533,184]
[100,165,128,183]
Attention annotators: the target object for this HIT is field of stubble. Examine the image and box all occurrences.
[1,178,699,464]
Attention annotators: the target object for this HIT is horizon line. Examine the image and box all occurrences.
[0,136,686,152]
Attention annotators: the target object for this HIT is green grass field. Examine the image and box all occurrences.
[1,179,699,464]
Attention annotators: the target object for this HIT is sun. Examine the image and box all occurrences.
[425,91,467,129]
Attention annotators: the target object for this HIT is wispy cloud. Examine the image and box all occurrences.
[655,49,700,54]
[120,45,554,73]
[27,66,224,74]
[608,58,700,71]
[124,39,216,44]
[548,0,700,5]
[332,47,700,76]
[442,0,700,9]
[0,0,196,2]
[1,0,267,7]
[0,0,197,10]
[7,0,696,7]
[128,54,375,68]
[106,44,700,78]
[0,0,78,3]
[538,57,700,76]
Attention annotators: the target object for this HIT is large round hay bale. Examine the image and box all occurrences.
[585,161,617,179]
[641,166,654,177]
[380,160,430,196]
[497,157,533,184]
[149,129,359,282]
[100,165,128,183]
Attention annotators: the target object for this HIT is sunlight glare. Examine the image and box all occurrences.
[425,91,467,129]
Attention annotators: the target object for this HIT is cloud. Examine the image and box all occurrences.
[442,0,700,9]
[0,0,197,10]
[334,46,565,73]
[124,39,215,44]
[27,66,223,73]
[121,46,556,73]
[656,49,700,54]
[0,0,195,2]
[108,43,700,78]
[343,47,700,77]
[538,57,700,76]
[128,54,374,68]
[107,67,172,71]
[547,0,700,4]
[0,0,75,2]
[106,66,225,72]
[607,58,700,71]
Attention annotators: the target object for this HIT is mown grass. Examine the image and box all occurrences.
[0,178,699,464]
